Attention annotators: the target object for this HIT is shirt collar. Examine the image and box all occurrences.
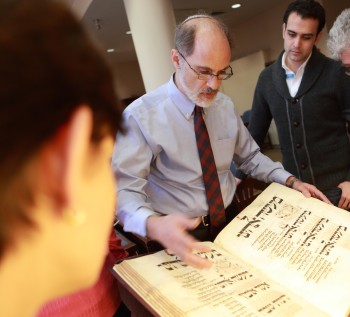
[281,51,312,74]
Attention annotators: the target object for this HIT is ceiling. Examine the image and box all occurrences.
[81,0,282,66]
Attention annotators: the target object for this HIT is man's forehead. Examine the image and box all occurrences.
[285,12,319,32]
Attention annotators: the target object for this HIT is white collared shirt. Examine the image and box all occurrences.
[282,52,312,97]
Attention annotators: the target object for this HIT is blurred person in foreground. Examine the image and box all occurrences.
[0,0,126,316]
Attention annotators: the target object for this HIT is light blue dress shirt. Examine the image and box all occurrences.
[112,76,291,237]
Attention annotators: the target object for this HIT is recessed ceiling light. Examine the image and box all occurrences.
[232,3,241,9]
[126,30,132,35]
[107,49,115,53]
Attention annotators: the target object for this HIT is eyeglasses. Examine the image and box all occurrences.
[178,51,233,80]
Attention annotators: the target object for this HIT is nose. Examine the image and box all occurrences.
[207,75,221,90]
[294,36,302,48]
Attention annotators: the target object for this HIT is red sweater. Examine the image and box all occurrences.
[37,230,128,317]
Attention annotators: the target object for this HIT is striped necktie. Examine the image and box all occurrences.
[194,105,226,239]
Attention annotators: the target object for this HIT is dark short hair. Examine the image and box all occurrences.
[0,0,123,257]
[175,13,232,57]
[283,0,326,34]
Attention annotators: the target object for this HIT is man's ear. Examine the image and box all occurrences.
[282,23,286,39]
[39,106,93,211]
[171,49,181,69]
[315,31,323,45]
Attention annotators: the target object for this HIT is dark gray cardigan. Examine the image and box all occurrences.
[248,47,350,193]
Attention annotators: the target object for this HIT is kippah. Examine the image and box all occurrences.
[181,14,212,25]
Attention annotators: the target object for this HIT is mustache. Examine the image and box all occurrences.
[201,88,218,94]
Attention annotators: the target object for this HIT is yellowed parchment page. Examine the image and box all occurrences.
[215,182,350,317]
[114,242,328,317]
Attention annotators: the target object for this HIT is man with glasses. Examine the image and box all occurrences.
[112,14,329,269]
[239,0,350,210]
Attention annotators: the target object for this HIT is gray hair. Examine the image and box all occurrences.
[174,13,232,57]
[327,8,350,60]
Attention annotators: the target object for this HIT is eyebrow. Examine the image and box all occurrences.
[286,29,314,37]
[195,64,231,72]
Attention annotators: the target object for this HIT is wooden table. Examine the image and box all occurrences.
[111,263,158,317]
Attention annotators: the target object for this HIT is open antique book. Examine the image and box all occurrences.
[113,183,350,317]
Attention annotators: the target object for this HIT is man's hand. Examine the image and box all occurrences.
[337,181,350,209]
[287,177,331,204]
[146,214,212,269]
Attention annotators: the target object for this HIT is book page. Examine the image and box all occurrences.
[114,243,328,317]
[215,183,350,317]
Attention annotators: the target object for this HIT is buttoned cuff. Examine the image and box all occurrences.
[123,207,158,237]
[270,169,293,186]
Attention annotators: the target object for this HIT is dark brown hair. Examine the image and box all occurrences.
[283,0,326,35]
[0,0,123,257]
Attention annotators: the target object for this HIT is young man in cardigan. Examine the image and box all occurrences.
[243,0,350,208]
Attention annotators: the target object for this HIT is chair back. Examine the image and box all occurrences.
[233,177,268,212]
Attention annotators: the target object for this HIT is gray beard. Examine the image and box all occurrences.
[177,73,215,108]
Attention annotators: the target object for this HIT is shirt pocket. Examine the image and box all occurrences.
[212,137,235,170]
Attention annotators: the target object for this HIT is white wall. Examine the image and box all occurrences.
[221,50,265,115]
[221,50,280,145]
